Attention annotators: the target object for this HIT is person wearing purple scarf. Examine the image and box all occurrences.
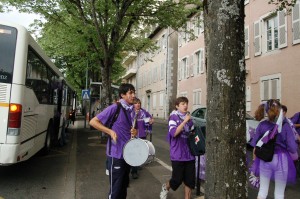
[89,83,137,199]
[130,97,154,179]
[160,97,195,199]
[290,111,300,142]
[250,99,297,199]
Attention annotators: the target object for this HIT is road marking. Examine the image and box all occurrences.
[155,157,172,171]
[88,136,101,140]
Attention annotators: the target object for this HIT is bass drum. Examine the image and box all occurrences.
[123,138,155,167]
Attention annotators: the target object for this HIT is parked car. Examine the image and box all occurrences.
[190,107,259,143]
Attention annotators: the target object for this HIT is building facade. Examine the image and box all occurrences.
[245,0,300,116]
[122,27,178,119]
[123,0,300,118]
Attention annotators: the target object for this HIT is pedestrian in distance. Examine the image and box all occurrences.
[286,106,300,177]
[69,109,76,125]
[130,97,154,179]
[290,111,300,143]
[89,83,137,199]
[282,105,300,160]
[160,96,195,199]
[250,99,297,199]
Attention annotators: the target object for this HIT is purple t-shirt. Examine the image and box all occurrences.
[133,108,152,138]
[96,103,133,159]
[168,113,195,161]
[290,112,300,135]
[250,118,297,154]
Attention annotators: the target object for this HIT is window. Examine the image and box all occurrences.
[193,15,201,36]
[260,74,281,102]
[159,92,164,107]
[266,16,279,51]
[194,49,204,74]
[0,25,17,83]
[160,63,165,80]
[178,60,182,80]
[254,10,287,56]
[245,26,250,59]
[26,48,59,104]
[153,93,156,109]
[292,0,300,44]
[193,90,201,105]
[182,57,188,79]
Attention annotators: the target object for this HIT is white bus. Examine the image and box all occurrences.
[0,20,76,165]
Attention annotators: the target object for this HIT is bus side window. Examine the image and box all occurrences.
[26,48,50,104]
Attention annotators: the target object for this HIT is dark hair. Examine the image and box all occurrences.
[118,83,135,98]
[254,104,265,121]
[281,105,287,113]
[175,96,189,108]
[255,99,281,122]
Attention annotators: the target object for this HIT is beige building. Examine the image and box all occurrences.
[245,0,300,117]
[178,0,300,117]
[122,27,178,119]
[123,0,300,118]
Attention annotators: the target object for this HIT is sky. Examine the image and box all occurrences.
[0,8,41,30]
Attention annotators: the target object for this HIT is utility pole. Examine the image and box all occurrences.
[84,61,89,128]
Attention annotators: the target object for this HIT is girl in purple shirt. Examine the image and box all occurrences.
[130,98,154,179]
[250,99,297,199]
[160,97,195,199]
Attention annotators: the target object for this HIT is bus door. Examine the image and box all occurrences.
[54,85,63,141]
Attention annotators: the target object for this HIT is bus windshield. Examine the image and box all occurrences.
[0,25,17,83]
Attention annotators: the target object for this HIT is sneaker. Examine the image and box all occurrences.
[160,183,168,199]
[105,169,109,176]
[132,173,138,179]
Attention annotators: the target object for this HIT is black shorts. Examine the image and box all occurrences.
[169,160,195,190]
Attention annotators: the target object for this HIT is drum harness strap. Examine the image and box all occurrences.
[108,102,134,155]
[108,102,122,155]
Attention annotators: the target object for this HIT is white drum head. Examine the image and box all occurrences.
[123,139,149,166]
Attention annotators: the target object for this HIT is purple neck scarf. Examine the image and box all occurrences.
[257,109,283,146]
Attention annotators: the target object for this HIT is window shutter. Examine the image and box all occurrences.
[200,49,204,72]
[178,60,182,80]
[278,10,287,48]
[271,79,278,99]
[246,86,251,111]
[292,1,300,44]
[186,56,190,78]
[254,20,262,56]
[263,80,269,100]
[190,54,194,76]
[178,32,182,47]
[245,26,250,59]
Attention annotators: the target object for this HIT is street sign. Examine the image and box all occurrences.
[82,89,90,100]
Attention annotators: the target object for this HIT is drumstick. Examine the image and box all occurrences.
[131,109,140,138]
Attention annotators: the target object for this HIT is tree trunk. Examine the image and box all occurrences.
[100,60,113,110]
[203,1,247,198]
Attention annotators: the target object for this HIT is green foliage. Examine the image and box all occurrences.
[269,0,297,12]
[2,0,201,103]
